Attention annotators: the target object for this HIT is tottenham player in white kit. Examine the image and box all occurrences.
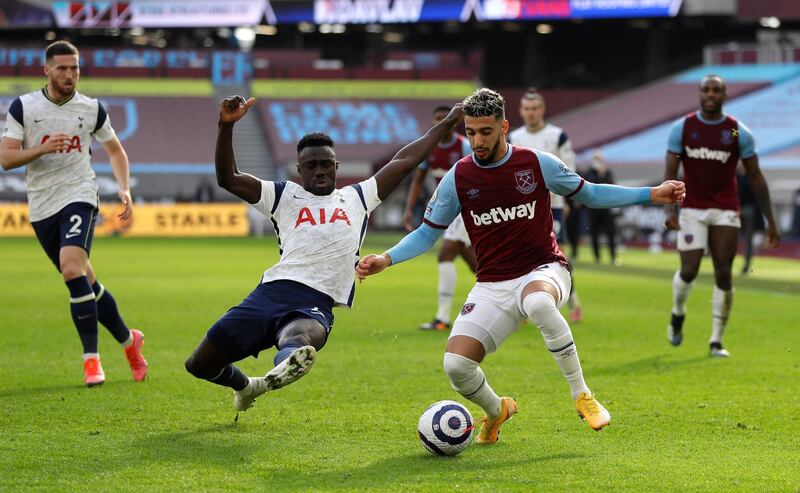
[184,96,464,412]
[508,89,583,322]
[0,41,147,387]
[358,88,686,443]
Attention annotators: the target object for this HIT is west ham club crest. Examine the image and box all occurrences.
[461,303,476,315]
[515,170,537,194]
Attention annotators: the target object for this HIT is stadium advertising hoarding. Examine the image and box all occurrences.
[260,99,453,163]
[0,203,249,237]
[47,0,683,28]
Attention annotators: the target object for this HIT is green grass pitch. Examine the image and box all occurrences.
[1,235,798,492]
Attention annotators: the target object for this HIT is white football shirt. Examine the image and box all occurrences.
[2,89,116,222]
[508,122,576,209]
[251,178,381,307]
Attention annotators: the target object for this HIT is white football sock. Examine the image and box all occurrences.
[443,352,502,418]
[710,286,733,344]
[436,261,456,323]
[672,270,694,316]
[82,352,99,361]
[523,291,589,400]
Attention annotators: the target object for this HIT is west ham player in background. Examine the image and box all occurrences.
[508,89,583,322]
[0,41,147,387]
[184,96,464,413]
[402,105,475,331]
[664,74,780,357]
[358,88,686,443]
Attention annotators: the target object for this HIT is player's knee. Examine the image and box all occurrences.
[60,261,84,280]
[522,291,557,327]
[679,268,699,282]
[443,352,477,384]
[277,318,326,350]
[184,355,203,379]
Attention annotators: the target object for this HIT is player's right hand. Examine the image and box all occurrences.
[219,95,256,123]
[39,133,71,155]
[356,253,391,281]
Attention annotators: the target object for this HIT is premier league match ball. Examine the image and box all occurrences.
[417,400,474,456]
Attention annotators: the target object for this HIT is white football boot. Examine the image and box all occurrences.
[232,346,317,412]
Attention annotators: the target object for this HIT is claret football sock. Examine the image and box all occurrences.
[92,281,132,344]
[66,276,99,354]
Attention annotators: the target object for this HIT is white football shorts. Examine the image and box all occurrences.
[677,207,740,251]
[442,214,471,247]
[449,262,571,353]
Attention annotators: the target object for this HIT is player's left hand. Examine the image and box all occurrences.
[219,96,256,124]
[356,253,392,281]
[118,189,133,220]
[764,222,781,249]
[650,180,686,205]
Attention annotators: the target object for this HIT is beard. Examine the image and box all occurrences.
[473,139,503,165]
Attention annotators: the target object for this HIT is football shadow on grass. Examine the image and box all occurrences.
[588,354,710,377]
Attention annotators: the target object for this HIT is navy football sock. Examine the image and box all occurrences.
[66,276,99,354]
[274,344,302,366]
[92,281,132,344]
[208,365,249,391]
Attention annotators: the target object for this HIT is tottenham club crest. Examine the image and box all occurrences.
[460,303,476,315]
[514,170,537,194]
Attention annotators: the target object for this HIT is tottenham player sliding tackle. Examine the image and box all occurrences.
[184,95,465,412]
[358,88,686,442]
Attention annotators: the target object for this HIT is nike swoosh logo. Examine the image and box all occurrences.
[65,232,80,239]
[34,118,45,123]
[292,194,307,200]
[77,314,92,320]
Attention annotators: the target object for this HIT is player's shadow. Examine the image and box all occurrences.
[130,421,259,467]
[588,354,709,377]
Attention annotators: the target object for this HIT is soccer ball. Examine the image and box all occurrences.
[417,400,474,456]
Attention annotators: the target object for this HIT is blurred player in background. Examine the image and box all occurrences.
[402,104,475,331]
[508,88,583,322]
[184,96,464,413]
[0,41,147,387]
[358,88,686,443]
[664,74,780,357]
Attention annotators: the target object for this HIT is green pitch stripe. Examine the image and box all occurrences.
[0,77,214,96]
[251,79,477,99]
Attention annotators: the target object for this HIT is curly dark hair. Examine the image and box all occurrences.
[462,88,504,120]
[297,132,334,153]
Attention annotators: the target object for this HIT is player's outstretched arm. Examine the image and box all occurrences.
[372,103,464,201]
[216,95,262,204]
[101,136,133,220]
[742,155,781,248]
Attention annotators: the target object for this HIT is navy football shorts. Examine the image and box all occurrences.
[31,202,98,271]
[207,280,335,361]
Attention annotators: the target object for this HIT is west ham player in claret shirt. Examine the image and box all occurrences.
[184,96,464,413]
[664,75,780,357]
[402,105,475,332]
[357,88,686,444]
